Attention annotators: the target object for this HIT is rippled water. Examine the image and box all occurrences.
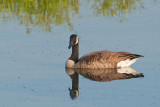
[0,0,160,107]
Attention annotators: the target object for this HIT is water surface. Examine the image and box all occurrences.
[0,0,160,107]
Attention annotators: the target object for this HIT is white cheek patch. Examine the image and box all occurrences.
[75,37,79,45]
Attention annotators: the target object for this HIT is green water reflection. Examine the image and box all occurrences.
[0,0,144,33]
[91,0,144,22]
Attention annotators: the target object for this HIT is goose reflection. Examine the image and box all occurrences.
[76,67,144,82]
[66,67,144,99]
[66,68,79,99]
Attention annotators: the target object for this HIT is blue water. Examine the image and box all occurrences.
[0,0,160,107]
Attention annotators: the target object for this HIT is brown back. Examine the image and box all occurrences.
[74,51,142,68]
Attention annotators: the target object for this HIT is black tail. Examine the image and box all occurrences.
[130,54,144,60]
[122,73,144,78]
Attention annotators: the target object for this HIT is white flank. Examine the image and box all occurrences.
[117,67,140,75]
[66,68,75,75]
[117,58,138,68]
[65,59,75,68]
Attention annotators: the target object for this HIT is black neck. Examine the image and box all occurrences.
[69,44,79,63]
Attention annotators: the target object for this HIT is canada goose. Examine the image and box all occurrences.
[66,34,144,68]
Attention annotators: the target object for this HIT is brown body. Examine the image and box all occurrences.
[73,51,143,68]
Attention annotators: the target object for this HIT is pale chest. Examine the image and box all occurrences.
[65,59,75,68]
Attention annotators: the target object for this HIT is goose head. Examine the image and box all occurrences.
[68,34,79,49]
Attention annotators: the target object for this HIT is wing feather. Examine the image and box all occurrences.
[74,51,143,68]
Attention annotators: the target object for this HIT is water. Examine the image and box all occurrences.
[0,0,160,107]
